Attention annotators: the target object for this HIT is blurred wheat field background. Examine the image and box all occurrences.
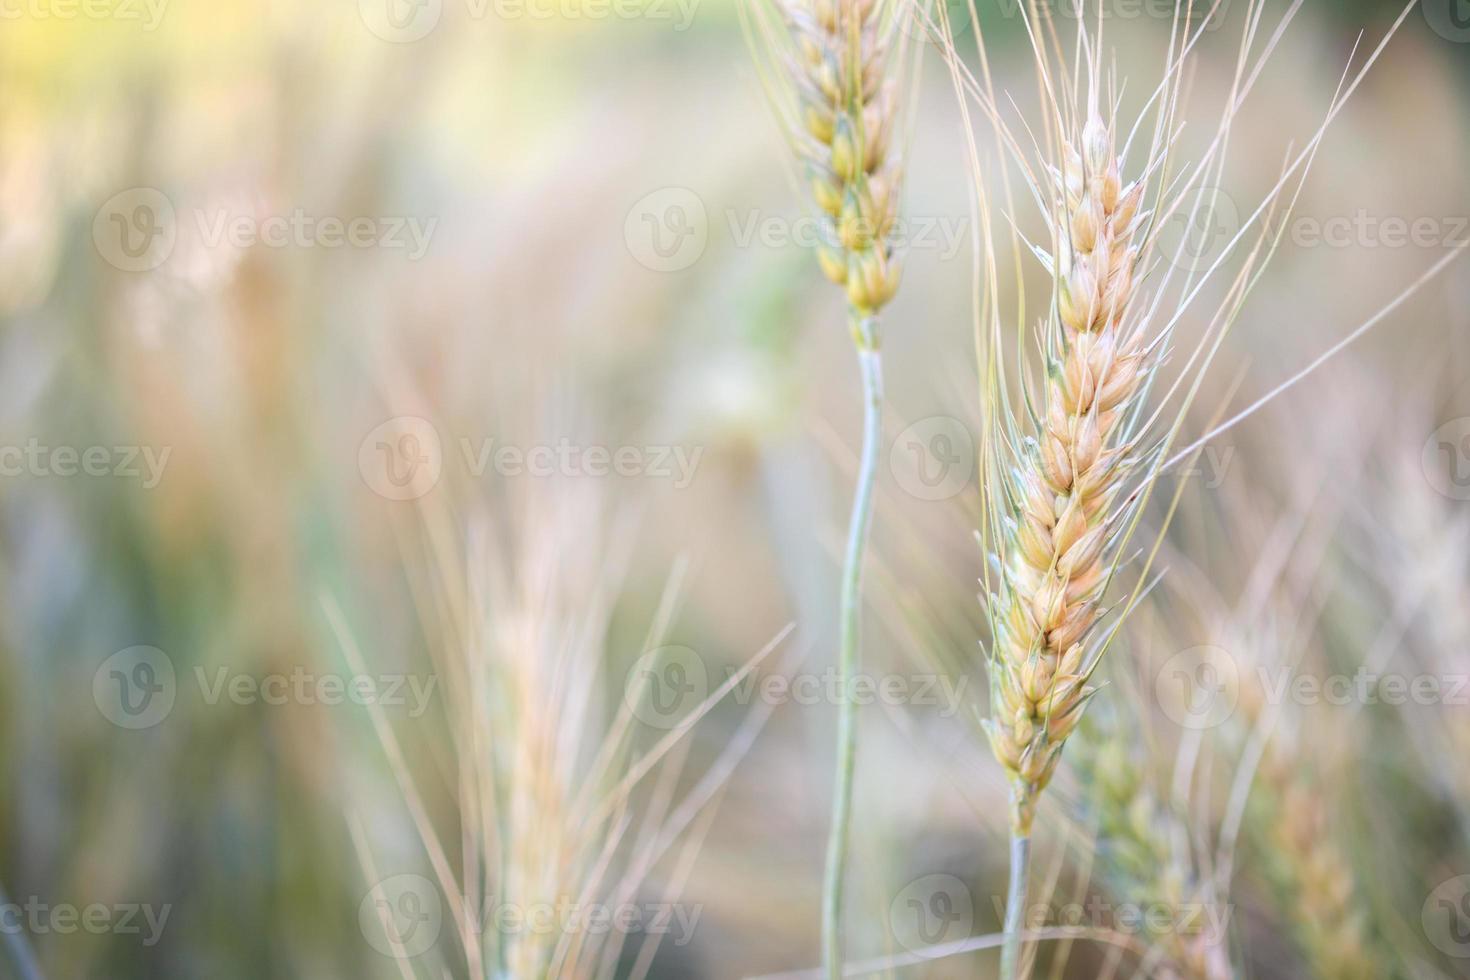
[0,0,1468,977]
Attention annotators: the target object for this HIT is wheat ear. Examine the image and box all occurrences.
[984,106,1148,840]
[744,0,910,975]
[1238,696,1382,979]
[1071,723,1233,980]
[982,82,1161,977]
[1261,769,1378,979]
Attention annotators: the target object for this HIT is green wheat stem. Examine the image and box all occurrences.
[822,320,882,980]
[1000,829,1030,980]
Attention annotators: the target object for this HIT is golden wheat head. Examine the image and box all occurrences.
[983,98,1157,836]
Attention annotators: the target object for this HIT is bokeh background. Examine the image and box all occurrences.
[1,0,1468,976]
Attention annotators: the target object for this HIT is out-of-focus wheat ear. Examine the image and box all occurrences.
[1240,705,1385,980]
[1069,719,1234,980]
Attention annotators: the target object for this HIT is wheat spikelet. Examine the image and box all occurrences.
[775,0,906,342]
[983,101,1152,837]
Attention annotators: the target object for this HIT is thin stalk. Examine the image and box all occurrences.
[822,326,882,980]
[1000,831,1031,980]
[0,880,43,980]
